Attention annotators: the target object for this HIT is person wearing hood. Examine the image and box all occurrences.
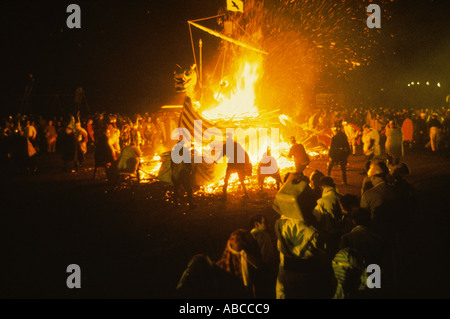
[272,173,333,299]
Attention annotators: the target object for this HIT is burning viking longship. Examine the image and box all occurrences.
[143,2,331,194]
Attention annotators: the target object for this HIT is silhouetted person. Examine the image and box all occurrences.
[287,136,310,175]
[327,125,350,185]
[218,134,251,199]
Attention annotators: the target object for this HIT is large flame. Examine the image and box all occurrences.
[201,58,261,120]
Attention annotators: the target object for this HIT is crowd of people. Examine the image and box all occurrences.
[1,103,448,299]
[1,103,448,176]
[299,104,450,155]
[0,110,179,177]
[175,104,450,299]
[176,157,415,299]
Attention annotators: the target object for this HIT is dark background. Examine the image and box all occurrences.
[1,0,449,117]
[1,0,450,301]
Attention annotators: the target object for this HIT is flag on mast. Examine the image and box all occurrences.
[227,0,244,13]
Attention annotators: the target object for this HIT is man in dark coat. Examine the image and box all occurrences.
[327,125,351,185]
[414,113,428,150]
[61,126,83,172]
[93,128,115,179]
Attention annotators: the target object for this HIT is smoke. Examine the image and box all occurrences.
[217,0,395,114]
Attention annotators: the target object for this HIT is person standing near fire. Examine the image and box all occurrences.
[286,136,310,175]
[327,125,351,185]
[219,133,251,200]
[257,147,282,191]
[171,138,195,206]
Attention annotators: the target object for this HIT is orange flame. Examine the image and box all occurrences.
[202,58,262,120]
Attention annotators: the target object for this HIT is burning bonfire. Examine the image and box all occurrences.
[138,56,329,195]
[138,4,336,195]
[134,0,395,197]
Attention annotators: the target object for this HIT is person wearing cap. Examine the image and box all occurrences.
[327,125,351,185]
[286,136,310,175]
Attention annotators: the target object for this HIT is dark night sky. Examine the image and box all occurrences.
[1,0,449,116]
